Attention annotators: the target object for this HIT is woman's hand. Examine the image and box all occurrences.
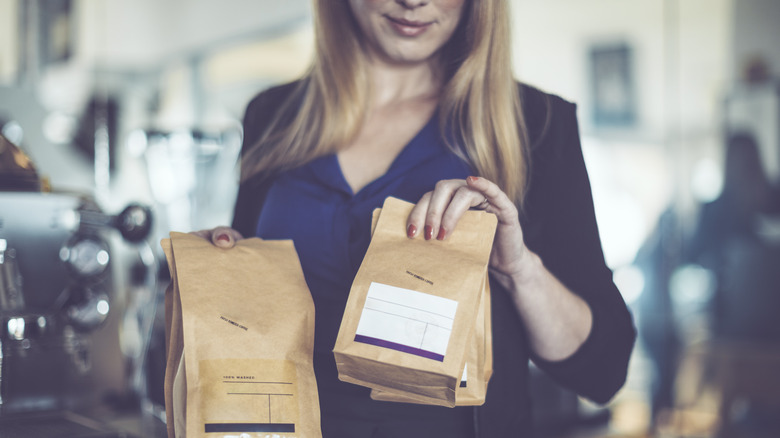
[408,177,593,361]
[406,176,533,289]
[189,226,244,249]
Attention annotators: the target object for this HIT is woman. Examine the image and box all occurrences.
[196,0,635,436]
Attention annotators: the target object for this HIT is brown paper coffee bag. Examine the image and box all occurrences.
[162,232,321,438]
[333,197,497,407]
[366,208,494,406]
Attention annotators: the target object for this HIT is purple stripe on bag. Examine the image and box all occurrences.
[354,334,445,362]
[205,423,295,433]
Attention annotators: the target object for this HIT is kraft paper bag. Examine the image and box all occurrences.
[366,208,494,406]
[333,197,497,407]
[162,232,321,438]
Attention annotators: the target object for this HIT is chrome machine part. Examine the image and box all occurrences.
[1,334,3,409]
[59,236,110,279]
[0,240,25,312]
[63,286,110,331]
[114,204,153,244]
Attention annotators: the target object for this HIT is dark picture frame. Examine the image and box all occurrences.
[39,0,73,66]
[590,44,637,128]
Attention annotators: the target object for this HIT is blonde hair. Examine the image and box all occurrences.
[242,0,529,203]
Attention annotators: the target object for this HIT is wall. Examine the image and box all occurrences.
[74,0,311,69]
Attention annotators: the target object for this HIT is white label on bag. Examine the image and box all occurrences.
[355,282,458,361]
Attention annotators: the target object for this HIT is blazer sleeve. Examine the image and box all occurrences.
[231,92,269,237]
[522,95,636,404]
[230,81,300,237]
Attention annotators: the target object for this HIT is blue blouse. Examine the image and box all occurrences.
[255,115,471,363]
[254,115,479,430]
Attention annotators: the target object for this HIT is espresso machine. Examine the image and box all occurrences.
[0,133,154,437]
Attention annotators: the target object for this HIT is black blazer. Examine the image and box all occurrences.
[232,81,636,436]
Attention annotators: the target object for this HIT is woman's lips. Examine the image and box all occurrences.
[385,16,434,37]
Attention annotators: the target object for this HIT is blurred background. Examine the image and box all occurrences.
[1,0,779,437]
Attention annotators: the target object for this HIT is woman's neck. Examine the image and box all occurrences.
[366,56,443,109]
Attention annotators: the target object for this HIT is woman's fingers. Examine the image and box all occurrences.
[423,180,460,240]
[437,183,489,240]
[465,176,518,225]
[407,178,498,240]
[211,226,244,248]
[189,226,244,248]
[407,192,432,238]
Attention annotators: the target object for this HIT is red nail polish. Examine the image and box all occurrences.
[467,176,479,183]
[217,234,230,242]
[424,225,433,240]
[437,227,446,240]
[407,224,417,238]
